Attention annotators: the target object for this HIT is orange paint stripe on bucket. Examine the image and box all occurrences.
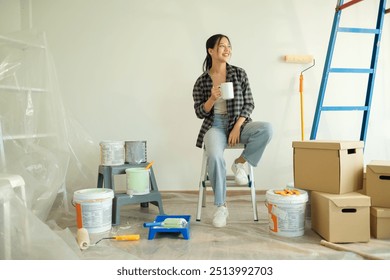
[75,203,83,228]
[268,203,278,232]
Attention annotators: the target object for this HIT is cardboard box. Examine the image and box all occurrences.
[311,191,371,243]
[293,140,364,194]
[370,207,390,239]
[366,160,390,208]
[362,170,366,194]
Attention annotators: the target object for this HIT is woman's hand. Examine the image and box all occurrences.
[228,125,241,146]
[204,86,221,113]
[228,117,246,146]
[210,86,221,101]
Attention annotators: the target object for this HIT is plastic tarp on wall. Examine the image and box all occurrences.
[0,30,97,259]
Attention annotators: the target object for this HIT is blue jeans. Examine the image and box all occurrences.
[204,114,272,206]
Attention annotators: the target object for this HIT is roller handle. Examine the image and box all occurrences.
[299,74,303,93]
[114,234,140,241]
[320,240,383,260]
[144,222,163,227]
[299,73,304,141]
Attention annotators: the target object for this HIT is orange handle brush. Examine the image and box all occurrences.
[145,161,154,170]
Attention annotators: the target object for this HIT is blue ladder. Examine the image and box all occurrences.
[310,0,388,143]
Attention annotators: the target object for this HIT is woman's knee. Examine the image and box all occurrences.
[261,122,273,142]
[251,121,273,143]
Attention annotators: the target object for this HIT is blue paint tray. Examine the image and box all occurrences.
[144,215,191,240]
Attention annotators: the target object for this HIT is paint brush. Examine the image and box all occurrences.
[145,161,154,170]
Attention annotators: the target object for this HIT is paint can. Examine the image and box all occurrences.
[125,140,147,164]
[125,168,150,196]
[100,140,125,166]
[266,188,308,237]
[73,188,114,234]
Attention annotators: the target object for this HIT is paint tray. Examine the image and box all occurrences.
[145,214,190,240]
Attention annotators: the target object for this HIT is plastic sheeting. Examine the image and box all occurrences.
[0,179,79,259]
[0,30,70,219]
[0,30,96,259]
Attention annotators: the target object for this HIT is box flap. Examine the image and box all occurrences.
[367,160,390,174]
[292,140,364,150]
[371,207,390,218]
[322,192,371,207]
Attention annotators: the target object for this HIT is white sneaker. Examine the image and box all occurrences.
[231,162,249,185]
[213,205,229,227]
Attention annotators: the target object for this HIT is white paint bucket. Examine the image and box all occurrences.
[125,141,147,164]
[266,188,308,237]
[100,141,125,166]
[125,168,150,196]
[73,188,114,234]
[287,182,312,220]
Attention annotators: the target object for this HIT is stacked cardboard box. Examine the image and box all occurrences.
[366,161,390,239]
[293,140,371,243]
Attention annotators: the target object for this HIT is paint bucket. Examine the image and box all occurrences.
[125,140,147,164]
[266,188,308,237]
[287,182,311,220]
[73,188,114,234]
[100,140,125,166]
[126,168,150,196]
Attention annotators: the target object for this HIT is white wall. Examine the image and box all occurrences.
[1,0,389,191]
[0,0,20,33]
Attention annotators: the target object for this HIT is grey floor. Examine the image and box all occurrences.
[49,191,390,260]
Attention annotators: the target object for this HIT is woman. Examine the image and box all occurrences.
[192,34,272,227]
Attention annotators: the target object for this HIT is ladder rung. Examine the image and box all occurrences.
[329,68,373,74]
[336,0,364,11]
[338,27,380,34]
[321,106,368,111]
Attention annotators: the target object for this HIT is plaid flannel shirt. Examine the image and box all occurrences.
[192,64,254,148]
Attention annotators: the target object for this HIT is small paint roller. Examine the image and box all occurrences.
[144,218,188,228]
[284,54,315,140]
[77,228,90,250]
[76,228,140,249]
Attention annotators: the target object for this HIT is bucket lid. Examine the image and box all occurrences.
[126,167,148,173]
[73,188,114,201]
[125,140,146,144]
[266,188,308,204]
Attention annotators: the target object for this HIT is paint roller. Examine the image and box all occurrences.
[77,228,90,250]
[284,55,313,64]
[284,55,315,141]
[76,228,140,250]
[143,218,188,228]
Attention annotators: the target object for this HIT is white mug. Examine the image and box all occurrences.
[219,82,234,100]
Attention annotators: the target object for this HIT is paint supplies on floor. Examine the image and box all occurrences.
[76,228,140,250]
[94,234,140,244]
[144,215,191,240]
[73,188,114,234]
[144,218,188,228]
[266,188,308,237]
